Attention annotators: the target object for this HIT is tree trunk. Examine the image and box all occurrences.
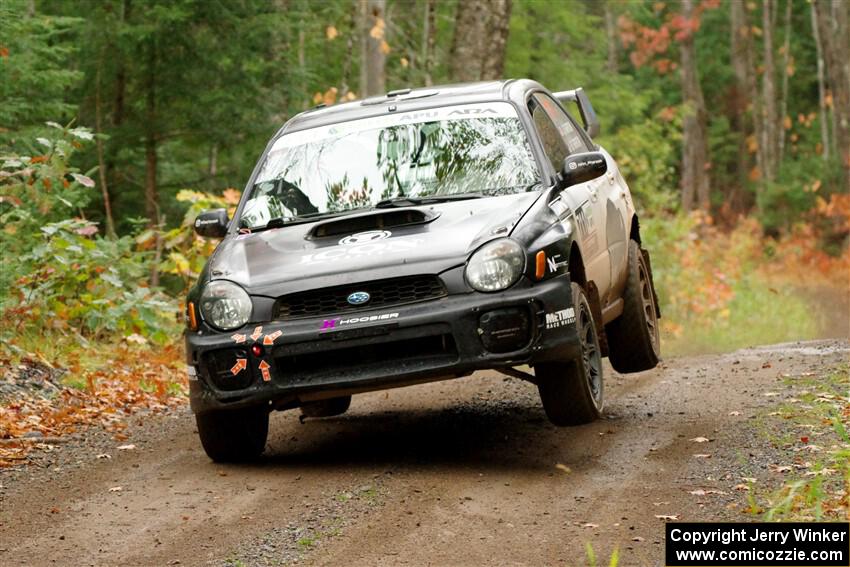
[730,0,755,210]
[777,0,792,165]
[761,0,779,184]
[421,0,436,86]
[144,38,161,286]
[604,1,618,74]
[811,1,830,161]
[360,0,386,97]
[208,143,218,189]
[450,0,513,82]
[481,0,512,79]
[679,0,711,211]
[144,40,157,227]
[107,0,130,214]
[815,0,850,187]
[94,53,116,238]
[339,1,357,97]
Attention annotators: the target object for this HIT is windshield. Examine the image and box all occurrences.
[239,102,540,229]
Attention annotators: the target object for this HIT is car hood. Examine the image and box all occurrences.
[209,191,542,296]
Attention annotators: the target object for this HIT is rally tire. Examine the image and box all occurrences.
[300,396,352,418]
[535,283,604,426]
[606,240,661,373]
[196,407,269,463]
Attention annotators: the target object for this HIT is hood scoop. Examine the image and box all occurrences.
[308,209,439,239]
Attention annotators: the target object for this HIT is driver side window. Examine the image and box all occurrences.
[529,93,590,173]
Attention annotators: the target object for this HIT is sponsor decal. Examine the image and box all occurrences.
[299,237,423,265]
[339,230,392,245]
[258,360,271,382]
[263,329,282,345]
[546,307,576,330]
[231,333,247,344]
[186,365,198,381]
[546,253,568,274]
[574,202,593,237]
[447,108,498,116]
[347,291,371,305]
[230,358,247,375]
[250,326,263,341]
[194,218,219,226]
[321,312,399,331]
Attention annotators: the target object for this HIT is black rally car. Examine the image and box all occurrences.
[186,80,661,462]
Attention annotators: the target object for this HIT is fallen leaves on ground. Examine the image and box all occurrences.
[0,343,185,466]
[688,489,727,496]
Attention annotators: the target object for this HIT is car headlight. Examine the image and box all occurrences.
[465,238,525,292]
[199,280,252,331]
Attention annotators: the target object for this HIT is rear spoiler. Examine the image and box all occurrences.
[552,87,600,139]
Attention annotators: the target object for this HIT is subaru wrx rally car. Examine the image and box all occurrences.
[186,80,661,462]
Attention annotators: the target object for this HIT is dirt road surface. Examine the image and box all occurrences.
[1,339,847,566]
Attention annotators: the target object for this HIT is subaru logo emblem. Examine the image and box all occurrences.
[347,291,370,305]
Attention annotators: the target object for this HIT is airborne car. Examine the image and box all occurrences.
[186,80,661,462]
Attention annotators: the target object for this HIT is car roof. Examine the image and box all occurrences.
[280,78,545,135]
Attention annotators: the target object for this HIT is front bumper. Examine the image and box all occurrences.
[186,274,579,415]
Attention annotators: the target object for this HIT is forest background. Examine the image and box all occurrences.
[0,0,848,442]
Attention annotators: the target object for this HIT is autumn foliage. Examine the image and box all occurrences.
[0,344,186,466]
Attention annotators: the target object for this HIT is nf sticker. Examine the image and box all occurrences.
[258,360,271,382]
[231,358,247,375]
[250,326,263,341]
[263,329,282,345]
[546,253,568,274]
[546,308,576,330]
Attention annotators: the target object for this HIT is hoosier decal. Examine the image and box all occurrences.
[321,312,399,331]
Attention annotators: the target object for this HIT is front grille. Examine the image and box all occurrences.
[274,275,446,320]
[275,333,458,384]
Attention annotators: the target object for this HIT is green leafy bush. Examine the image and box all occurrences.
[9,218,177,343]
[1,125,178,345]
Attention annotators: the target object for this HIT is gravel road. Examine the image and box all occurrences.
[1,339,846,567]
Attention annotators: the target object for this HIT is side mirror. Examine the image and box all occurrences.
[560,152,607,188]
[194,208,229,238]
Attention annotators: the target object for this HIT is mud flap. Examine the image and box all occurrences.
[585,281,609,357]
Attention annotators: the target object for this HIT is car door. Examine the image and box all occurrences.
[528,92,611,299]
[596,146,634,301]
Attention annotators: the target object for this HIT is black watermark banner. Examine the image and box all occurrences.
[665,522,849,566]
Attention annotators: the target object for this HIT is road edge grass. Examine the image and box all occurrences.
[747,364,850,521]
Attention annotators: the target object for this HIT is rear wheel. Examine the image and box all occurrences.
[606,240,660,373]
[535,283,604,426]
[196,406,269,462]
[300,396,352,418]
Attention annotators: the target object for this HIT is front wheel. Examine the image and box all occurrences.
[535,282,604,426]
[606,239,660,373]
[196,406,269,463]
